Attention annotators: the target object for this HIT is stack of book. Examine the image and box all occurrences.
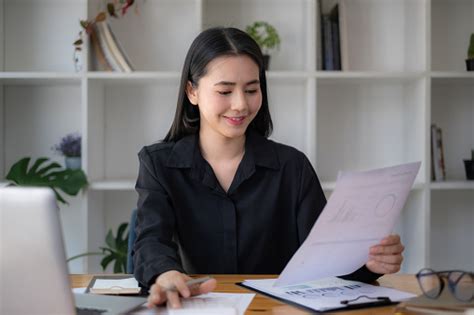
[90,21,134,72]
[317,0,348,71]
[431,123,446,181]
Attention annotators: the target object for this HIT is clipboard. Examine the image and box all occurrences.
[236,282,398,313]
[85,275,144,296]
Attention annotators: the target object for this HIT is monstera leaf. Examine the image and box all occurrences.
[6,157,88,205]
[100,223,129,273]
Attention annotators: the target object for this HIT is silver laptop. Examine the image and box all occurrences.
[0,187,147,315]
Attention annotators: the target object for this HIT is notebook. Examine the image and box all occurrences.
[0,187,147,315]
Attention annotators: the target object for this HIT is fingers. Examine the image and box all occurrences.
[147,284,166,307]
[370,234,404,255]
[366,234,405,274]
[189,278,217,296]
[166,290,182,309]
[369,252,403,265]
[370,243,404,255]
[381,234,401,245]
[172,277,191,298]
[147,273,216,309]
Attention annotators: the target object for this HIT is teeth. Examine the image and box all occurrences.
[227,117,244,121]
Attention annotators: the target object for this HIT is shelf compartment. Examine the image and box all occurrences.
[431,0,474,71]
[88,0,199,71]
[202,0,310,71]
[430,190,474,271]
[1,83,83,178]
[267,78,309,155]
[431,78,474,181]
[85,190,137,272]
[319,0,426,72]
[316,79,426,182]
[3,0,86,72]
[86,79,179,181]
[393,190,428,273]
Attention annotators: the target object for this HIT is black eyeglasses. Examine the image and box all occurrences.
[416,268,473,302]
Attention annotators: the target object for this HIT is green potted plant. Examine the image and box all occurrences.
[67,222,129,273]
[245,21,281,70]
[466,33,474,71]
[463,149,474,180]
[5,157,88,205]
[52,133,82,170]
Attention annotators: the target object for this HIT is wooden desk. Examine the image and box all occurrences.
[70,274,421,314]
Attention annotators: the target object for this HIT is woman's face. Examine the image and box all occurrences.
[186,54,262,140]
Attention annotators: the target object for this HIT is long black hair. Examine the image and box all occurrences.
[163,27,273,142]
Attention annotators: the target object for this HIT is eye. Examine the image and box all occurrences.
[245,89,258,94]
[218,91,232,95]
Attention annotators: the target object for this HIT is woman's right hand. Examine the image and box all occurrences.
[147,270,217,309]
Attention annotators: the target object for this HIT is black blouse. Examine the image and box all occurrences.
[133,130,380,287]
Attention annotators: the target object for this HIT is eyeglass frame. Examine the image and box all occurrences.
[415,268,473,302]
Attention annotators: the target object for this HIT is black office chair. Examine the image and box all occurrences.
[126,209,137,274]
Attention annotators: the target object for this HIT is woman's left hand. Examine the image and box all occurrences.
[366,234,405,274]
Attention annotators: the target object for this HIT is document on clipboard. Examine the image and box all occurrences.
[238,277,415,312]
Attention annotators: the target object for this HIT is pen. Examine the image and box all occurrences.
[162,276,213,292]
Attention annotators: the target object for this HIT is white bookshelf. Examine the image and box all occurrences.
[0,0,472,274]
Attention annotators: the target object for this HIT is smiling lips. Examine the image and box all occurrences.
[224,116,246,126]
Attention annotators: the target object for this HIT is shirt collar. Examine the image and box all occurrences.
[165,129,280,170]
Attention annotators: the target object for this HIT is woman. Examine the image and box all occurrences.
[133,27,404,308]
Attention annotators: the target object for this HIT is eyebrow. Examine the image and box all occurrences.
[214,79,260,86]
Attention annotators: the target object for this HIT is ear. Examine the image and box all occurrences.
[186,81,198,106]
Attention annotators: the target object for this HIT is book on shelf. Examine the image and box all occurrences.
[330,4,341,70]
[90,27,113,71]
[338,0,349,70]
[319,1,348,71]
[316,0,323,70]
[431,124,446,181]
[322,14,334,70]
[91,21,134,72]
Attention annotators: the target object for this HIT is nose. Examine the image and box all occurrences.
[231,90,248,112]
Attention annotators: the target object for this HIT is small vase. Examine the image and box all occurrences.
[466,59,474,71]
[65,157,81,170]
[464,160,474,180]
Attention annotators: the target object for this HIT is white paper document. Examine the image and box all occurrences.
[276,162,421,287]
[131,292,255,315]
[242,277,416,312]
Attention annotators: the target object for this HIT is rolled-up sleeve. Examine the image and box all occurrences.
[133,147,184,287]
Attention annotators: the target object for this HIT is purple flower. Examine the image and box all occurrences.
[53,133,81,157]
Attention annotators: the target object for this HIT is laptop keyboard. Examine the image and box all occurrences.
[76,306,108,315]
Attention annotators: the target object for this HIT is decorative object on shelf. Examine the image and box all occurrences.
[431,124,446,181]
[466,34,474,71]
[5,157,88,205]
[245,21,281,70]
[463,150,474,180]
[73,0,138,72]
[53,133,82,170]
[67,222,129,273]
